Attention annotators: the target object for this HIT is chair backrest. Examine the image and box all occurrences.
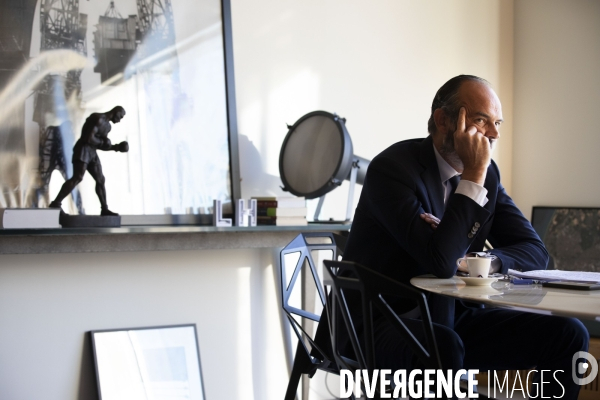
[280,232,346,364]
[322,260,443,375]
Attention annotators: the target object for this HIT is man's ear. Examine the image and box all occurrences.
[433,108,448,135]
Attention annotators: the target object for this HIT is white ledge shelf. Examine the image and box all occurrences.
[0,224,351,254]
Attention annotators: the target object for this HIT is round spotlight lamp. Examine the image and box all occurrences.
[279,111,370,222]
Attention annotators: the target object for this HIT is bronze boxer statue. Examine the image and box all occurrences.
[49,106,129,216]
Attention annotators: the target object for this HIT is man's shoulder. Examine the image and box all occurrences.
[372,137,426,166]
[361,137,429,187]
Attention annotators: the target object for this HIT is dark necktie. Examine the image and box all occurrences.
[444,175,461,206]
[448,175,460,196]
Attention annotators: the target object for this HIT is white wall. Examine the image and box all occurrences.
[513,0,600,217]
[232,0,515,220]
[0,249,287,400]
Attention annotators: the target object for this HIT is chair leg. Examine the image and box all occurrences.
[284,364,302,400]
[285,342,313,400]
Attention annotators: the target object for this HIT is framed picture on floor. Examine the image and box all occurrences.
[91,324,206,400]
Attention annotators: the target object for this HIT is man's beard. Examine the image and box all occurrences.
[438,131,464,171]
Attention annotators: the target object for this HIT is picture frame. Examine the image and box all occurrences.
[90,324,206,400]
[531,206,600,272]
[0,0,240,225]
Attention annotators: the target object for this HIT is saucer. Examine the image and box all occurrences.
[458,276,499,286]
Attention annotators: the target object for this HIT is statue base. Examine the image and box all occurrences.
[60,214,121,228]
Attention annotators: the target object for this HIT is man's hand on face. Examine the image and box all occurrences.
[452,107,491,185]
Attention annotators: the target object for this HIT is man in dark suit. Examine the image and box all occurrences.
[340,75,588,399]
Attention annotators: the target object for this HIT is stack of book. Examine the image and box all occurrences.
[0,208,61,229]
[253,196,307,226]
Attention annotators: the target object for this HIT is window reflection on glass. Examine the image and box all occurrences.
[0,0,232,216]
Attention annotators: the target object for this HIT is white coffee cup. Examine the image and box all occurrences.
[456,256,491,278]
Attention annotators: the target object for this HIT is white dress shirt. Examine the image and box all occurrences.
[432,144,488,207]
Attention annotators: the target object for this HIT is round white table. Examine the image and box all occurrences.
[410,274,600,322]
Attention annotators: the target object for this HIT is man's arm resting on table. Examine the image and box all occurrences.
[486,189,549,274]
[454,180,504,273]
[422,178,501,273]
[364,155,491,279]
[422,170,547,275]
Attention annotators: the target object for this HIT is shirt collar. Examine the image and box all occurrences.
[432,142,460,184]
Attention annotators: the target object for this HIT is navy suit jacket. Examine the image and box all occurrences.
[342,135,549,327]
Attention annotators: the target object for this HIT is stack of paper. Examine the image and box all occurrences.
[508,269,600,283]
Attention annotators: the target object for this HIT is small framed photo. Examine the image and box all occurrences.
[91,324,205,400]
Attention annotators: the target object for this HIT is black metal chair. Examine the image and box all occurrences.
[322,260,445,399]
[280,232,347,400]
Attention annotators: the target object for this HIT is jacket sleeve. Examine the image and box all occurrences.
[485,177,549,273]
[362,154,492,278]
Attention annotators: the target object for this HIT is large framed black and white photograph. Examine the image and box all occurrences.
[0,0,239,223]
[91,324,205,400]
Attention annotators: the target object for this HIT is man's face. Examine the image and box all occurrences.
[439,81,503,164]
[456,81,503,149]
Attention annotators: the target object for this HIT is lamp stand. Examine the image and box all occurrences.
[345,159,359,221]
[313,196,326,221]
[313,159,360,222]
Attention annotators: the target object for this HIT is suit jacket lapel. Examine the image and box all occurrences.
[418,136,445,218]
[483,164,497,213]
[414,136,459,329]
